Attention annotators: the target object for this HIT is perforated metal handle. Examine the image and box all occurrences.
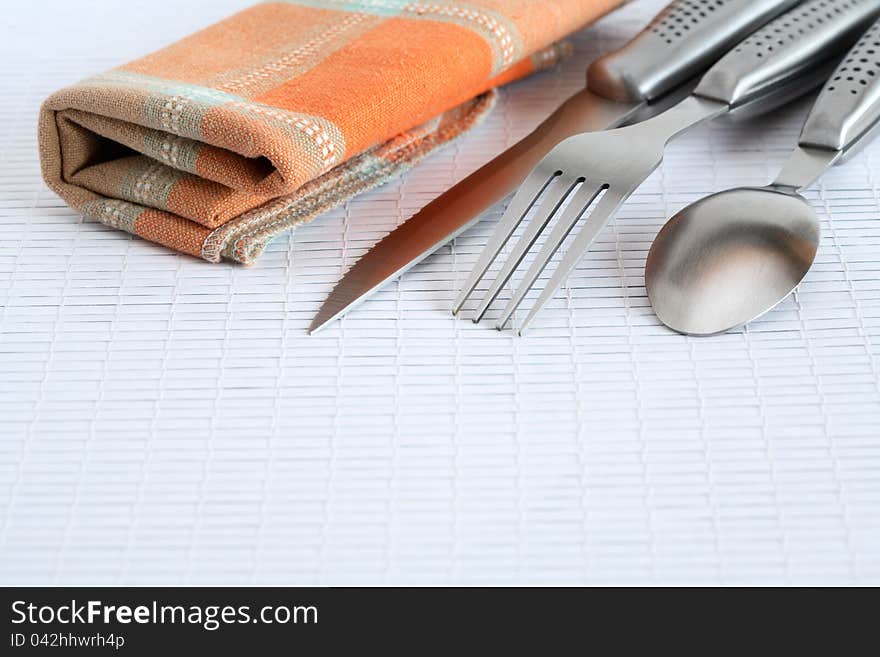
[694,0,880,110]
[799,18,880,153]
[587,0,801,103]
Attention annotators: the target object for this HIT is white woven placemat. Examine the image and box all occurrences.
[1,0,878,585]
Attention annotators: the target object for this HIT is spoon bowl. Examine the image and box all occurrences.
[646,14,880,336]
[645,187,820,336]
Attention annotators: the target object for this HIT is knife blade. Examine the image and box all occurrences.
[309,0,802,334]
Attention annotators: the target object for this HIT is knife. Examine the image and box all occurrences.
[309,0,802,334]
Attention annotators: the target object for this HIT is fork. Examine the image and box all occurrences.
[453,0,880,334]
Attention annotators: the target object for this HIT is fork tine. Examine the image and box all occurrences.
[518,189,627,335]
[495,181,605,329]
[452,168,559,315]
[471,174,580,323]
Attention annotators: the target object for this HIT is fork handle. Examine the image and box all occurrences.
[694,0,880,110]
[799,18,880,157]
[587,0,800,103]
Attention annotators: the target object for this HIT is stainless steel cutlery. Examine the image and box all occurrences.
[646,16,880,336]
[309,0,800,334]
[455,0,880,334]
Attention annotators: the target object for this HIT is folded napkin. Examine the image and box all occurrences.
[39,0,623,263]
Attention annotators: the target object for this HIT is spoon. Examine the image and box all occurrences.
[645,18,880,337]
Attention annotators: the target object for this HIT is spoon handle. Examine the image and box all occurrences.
[693,0,880,112]
[800,18,880,159]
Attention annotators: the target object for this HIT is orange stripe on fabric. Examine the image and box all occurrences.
[122,4,347,86]
[167,177,269,228]
[134,209,209,258]
[193,148,278,193]
[470,0,623,54]
[486,57,536,88]
[255,17,494,159]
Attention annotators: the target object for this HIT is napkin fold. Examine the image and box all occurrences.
[39,0,623,263]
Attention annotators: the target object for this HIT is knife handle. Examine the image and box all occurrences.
[798,18,880,159]
[694,0,880,111]
[587,0,800,103]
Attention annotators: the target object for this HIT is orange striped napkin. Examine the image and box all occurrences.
[39,0,624,263]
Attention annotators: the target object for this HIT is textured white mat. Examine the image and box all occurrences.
[1,0,879,585]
